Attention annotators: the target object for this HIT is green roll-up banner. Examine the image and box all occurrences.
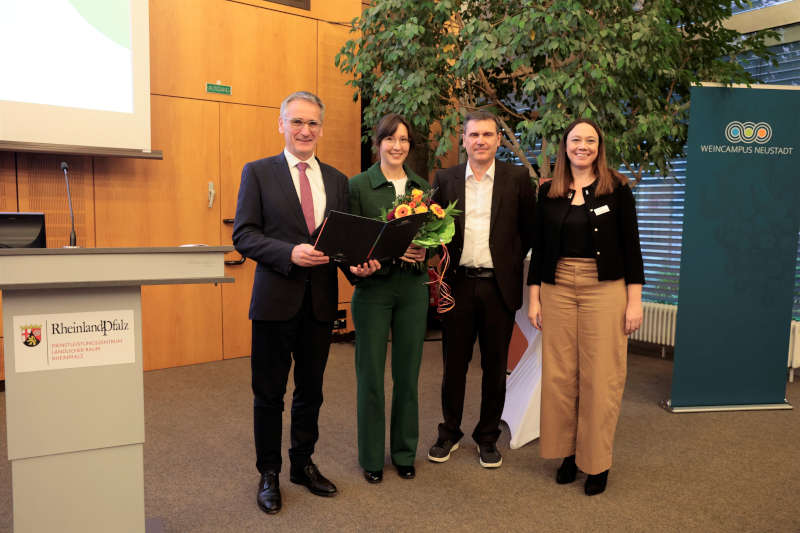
[670,84,800,411]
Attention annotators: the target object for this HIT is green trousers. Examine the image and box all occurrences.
[351,267,428,471]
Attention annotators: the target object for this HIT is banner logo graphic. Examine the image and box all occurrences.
[724,121,772,144]
[20,325,42,347]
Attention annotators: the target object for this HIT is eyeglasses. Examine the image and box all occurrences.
[383,136,410,146]
[285,118,322,132]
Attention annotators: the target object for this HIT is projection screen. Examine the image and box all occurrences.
[0,0,152,153]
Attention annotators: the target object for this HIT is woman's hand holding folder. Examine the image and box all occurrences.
[350,259,381,277]
[399,243,425,263]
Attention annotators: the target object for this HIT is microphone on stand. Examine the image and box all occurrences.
[60,161,78,248]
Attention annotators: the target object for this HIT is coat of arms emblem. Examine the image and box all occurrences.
[20,325,42,347]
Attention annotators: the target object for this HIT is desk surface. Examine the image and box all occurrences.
[0,246,233,256]
[0,246,235,290]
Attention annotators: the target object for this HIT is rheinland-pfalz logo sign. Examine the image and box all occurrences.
[12,309,136,373]
[700,120,794,156]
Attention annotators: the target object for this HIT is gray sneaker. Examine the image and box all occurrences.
[477,443,502,468]
[427,438,460,463]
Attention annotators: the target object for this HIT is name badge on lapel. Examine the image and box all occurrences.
[593,205,610,215]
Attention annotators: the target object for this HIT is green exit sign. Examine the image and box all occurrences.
[206,83,232,95]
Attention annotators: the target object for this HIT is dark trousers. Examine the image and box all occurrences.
[251,290,332,474]
[438,272,515,445]
[351,268,428,471]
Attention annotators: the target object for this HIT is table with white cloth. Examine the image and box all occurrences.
[501,258,543,449]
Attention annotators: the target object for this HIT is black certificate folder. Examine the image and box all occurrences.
[314,210,426,265]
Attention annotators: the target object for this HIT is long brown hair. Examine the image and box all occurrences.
[548,118,627,198]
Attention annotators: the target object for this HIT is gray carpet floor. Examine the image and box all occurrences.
[1,338,799,533]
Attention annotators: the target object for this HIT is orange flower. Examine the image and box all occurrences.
[414,204,428,214]
[409,200,417,209]
[430,203,445,219]
[411,188,424,201]
[394,204,411,218]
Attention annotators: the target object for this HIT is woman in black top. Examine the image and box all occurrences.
[528,118,644,496]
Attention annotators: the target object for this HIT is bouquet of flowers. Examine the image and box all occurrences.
[379,188,461,312]
[381,188,460,246]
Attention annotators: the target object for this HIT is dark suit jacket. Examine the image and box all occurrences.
[232,152,349,322]
[432,160,535,312]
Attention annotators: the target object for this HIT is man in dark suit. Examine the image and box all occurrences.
[233,91,376,515]
[428,110,535,468]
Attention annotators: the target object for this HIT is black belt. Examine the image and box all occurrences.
[459,267,495,279]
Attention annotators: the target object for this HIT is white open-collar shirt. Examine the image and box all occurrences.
[460,159,495,268]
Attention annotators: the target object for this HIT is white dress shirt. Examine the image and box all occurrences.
[284,148,326,229]
[460,160,495,268]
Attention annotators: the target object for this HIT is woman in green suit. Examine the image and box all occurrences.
[349,113,429,483]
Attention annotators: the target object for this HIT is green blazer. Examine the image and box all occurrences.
[349,162,430,279]
[349,162,430,218]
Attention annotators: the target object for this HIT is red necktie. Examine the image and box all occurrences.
[297,162,315,234]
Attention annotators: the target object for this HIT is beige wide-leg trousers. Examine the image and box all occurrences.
[539,258,628,475]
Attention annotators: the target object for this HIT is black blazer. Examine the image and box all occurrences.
[232,152,349,321]
[528,179,645,286]
[432,160,536,312]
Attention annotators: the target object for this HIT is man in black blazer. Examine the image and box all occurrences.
[428,110,535,468]
[233,91,376,515]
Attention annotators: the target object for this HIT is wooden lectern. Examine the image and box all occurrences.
[0,247,233,533]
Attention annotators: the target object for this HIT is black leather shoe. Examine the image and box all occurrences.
[363,469,383,483]
[394,464,415,479]
[290,462,338,497]
[585,470,609,496]
[556,455,578,484]
[256,472,281,514]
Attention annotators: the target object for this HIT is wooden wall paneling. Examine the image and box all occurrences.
[150,0,234,103]
[219,103,283,359]
[94,96,221,247]
[151,0,318,108]
[0,152,17,210]
[337,270,354,304]
[137,283,223,370]
[94,95,223,370]
[220,236,256,360]
[233,0,361,24]
[0,152,17,345]
[220,106,283,219]
[16,154,95,248]
[228,3,318,108]
[438,133,462,173]
[316,21,361,177]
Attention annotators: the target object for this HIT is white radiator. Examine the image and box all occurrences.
[630,302,677,348]
[631,303,800,381]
